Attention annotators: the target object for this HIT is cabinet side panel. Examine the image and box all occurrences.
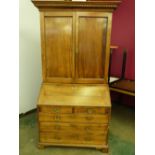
[40,12,46,81]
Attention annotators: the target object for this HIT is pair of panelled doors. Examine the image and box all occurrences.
[40,11,112,84]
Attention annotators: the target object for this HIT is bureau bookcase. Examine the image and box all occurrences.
[32,0,121,153]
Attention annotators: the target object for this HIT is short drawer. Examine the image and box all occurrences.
[38,106,72,114]
[74,107,109,114]
[38,112,109,124]
[39,122,108,132]
[40,131,107,145]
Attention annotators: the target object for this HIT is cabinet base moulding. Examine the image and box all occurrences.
[38,142,108,152]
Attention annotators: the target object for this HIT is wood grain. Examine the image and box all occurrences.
[45,16,73,78]
[39,122,108,132]
[38,84,111,107]
[39,112,109,123]
[40,131,107,145]
[77,13,107,80]
[32,0,122,11]
[38,11,113,83]
[39,106,72,114]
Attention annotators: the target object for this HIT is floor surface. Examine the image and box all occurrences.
[19,103,135,155]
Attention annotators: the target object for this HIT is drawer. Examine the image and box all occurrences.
[39,122,108,132]
[38,112,109,124]
[74,107,109,114]
[40,131,107,145]
[38,106,72,114]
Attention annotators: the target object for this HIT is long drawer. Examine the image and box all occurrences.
[40,131,107,145]
[39,122,108,132]
[38,112,109,124]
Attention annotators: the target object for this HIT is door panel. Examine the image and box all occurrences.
[43,12,74,82]
[76,12,111,83]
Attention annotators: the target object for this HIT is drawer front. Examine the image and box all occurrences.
[74,107,109,114]
[40,122,108,132]
[40,131,107,145]
[39,112,109,123]
[39,106,72,114]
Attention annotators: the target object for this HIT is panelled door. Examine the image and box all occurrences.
[41,12,75,83]
[75,12,112,84]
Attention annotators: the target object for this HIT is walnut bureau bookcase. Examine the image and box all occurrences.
[32,0,121,153]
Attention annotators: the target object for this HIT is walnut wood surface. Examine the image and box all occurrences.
[40,131,107,145]
[38,84,111,107]
[39,112,109,123]
[39,10,112,83]
[37,84,111,150]
[77,12,106,79]
[39,105,109,114]
[32,0,122,10]
[39,122,108,132]
[45,15,73,78]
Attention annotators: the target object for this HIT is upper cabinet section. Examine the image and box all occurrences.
[32,1,122,84]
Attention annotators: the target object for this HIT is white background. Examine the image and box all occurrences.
[19,0,42,114]
[0,0,155,154]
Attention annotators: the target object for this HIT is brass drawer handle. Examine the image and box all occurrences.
[85,126,91,131]
[53,115,61,121]
[52,107,60,113]
[87,108,93,114]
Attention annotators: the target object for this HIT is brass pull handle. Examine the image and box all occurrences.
[52,108,60,113]
[54,115,61,121]
[85,126,91,131]
[87,108,93,114]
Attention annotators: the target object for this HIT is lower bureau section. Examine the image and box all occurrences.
[37,84,111,152]
[40,131,107,145]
